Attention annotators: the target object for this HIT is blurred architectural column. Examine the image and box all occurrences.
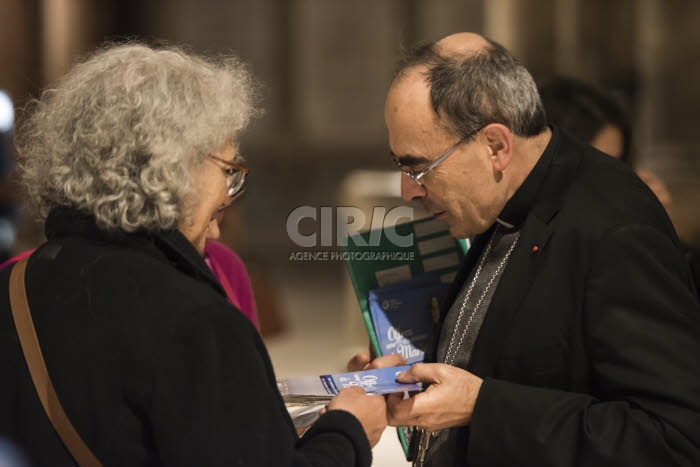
[0,0,40,106]
[290,0,402,147]
[141,0,287,148]
[636,0,700,242]
[414,0,484,41]
[41,0,98,83]
[484,0,519,54]
[552,0,580,75]
[513,0,638,86]
[0,0,42,255]
[637,0,700,147]
[485,0,556,80]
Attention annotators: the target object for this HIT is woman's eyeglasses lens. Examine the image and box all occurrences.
[227,171,247,198]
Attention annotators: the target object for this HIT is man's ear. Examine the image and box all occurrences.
[483,124,513,172]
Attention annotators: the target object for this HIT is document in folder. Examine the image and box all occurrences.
[342,216,468,458]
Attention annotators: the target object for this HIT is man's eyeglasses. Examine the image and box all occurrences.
[209,155,248,199]
[394,138,466,186]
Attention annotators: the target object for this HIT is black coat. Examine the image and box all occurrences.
[436,127,700,466]
[0,208,371,467]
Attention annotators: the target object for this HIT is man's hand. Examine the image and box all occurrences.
[346,352,406,372]
[386,363,483,432]
[326,386,388,447]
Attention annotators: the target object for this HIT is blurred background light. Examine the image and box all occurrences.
[0,90,14,132]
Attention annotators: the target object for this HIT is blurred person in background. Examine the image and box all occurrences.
[538,76,670,209]
[203,218,260,330]
[540,76,699,293]
[0,43,385,466]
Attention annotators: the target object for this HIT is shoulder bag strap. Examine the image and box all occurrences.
[9,257,104,467]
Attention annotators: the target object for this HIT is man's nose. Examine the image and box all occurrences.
[401,174,426,201]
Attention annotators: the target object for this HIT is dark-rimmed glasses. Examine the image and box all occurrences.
[209,155,248,199]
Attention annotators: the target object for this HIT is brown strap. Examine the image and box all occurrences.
[9,257,104,467]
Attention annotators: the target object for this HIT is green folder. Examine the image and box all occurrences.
[342,216,469,459]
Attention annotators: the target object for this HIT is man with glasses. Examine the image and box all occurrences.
[371,32,700,466]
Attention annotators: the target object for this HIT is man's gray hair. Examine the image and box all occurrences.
[394,38,547,139]
[16,43,260,231]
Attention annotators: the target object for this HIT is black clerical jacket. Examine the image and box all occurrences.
[433,127,700,466]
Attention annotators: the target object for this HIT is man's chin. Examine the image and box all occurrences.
[432,211,453,229]
[447,225,465,239]
[444,219,475,240]
[431,212,475,238]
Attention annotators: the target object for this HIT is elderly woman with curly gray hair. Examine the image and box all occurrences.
[0,43,386,467]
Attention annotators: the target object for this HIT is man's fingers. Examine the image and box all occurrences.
[395,363,441,384]
[347,353,371,371]
[386,392,420,427]
[341,385,367,396]
[367,353,406,370]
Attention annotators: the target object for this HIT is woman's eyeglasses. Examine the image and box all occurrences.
[208,155,249,199]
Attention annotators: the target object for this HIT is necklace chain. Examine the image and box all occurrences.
[443,229,520,366]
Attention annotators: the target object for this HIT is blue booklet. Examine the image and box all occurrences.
[368,274,451,364]
[280,366,420,428]
[343,216,468,360]
[278,365,421,401]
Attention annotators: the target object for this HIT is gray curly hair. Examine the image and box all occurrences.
[16,43,260,231]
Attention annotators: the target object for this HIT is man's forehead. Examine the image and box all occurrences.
[386,66,457,160]
[389,66,430,98]
[386,74,433,123]
[386,84,446,133]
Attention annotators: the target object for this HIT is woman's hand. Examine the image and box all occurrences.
[327,386,388,447]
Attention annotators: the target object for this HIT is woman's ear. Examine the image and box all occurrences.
[483,124,513,172]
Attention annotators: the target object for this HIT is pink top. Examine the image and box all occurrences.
[0,249,33,270]
[0,240,260,332]
[204,240,260,331]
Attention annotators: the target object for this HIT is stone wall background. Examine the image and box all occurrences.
[2,1,698,342]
